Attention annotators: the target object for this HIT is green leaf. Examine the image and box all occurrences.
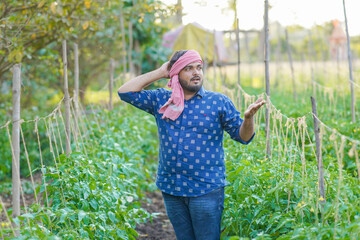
[8,49,23,63]
[227,237,240,240]
[78,210,86,223]
[89,199,98,210]
[108,211,116,223]
[21,213,35,219]
[84,190,90,200]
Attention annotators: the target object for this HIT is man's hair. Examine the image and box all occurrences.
[167,50,188,71]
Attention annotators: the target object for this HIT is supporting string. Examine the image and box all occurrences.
[0,197,15,236]
[69,100,80,152]
[5,125,23,235]
[19,122,38,204]
[43,118,66,206]
[35,118,49,207]
[54,112,64,154]
[48,117,60,158]
[286,120,296,211]
[333,135,345,240]
[74,102,92,151]
[70,100,88,156]
[56,106,71,155]
[311,113,360,145]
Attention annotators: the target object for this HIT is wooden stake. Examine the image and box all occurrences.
[109,58,115,110]
[62,40,71,156]
[342,0,356,123]
[236,18,241,86]
[264,0,271,158]
[74,43,79,142]
[308,30,316,99]
[12,63,21,235]
[202,31,210,87]
[128,20,134,77]
[213,29,217,92]
[274,22,282,88]
[119,6,127,84]
[244,31,252,84]
[311,96,325,223]
[285,29,297,102]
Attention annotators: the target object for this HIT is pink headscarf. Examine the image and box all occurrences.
[159,50,203,121]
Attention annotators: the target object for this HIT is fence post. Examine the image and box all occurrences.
[119,6,127,84]
[244,30,252,84]
[342,0,356,123]
[264,0,271,158]
[12,63,21,235]
[128,20,134,78]
[109,58,114,110]
[311,96,325,223]
[285,28,297,102]
[236,18,241,87]
[274,22,282,88]
[74,43,79,142]
[63,40,71,156]
[202,31,210,89]
[308,30,317,100]
[213,29,217,92]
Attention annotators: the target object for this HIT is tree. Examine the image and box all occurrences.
[0,0,175,108]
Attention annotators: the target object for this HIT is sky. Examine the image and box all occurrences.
[163,0,360,36]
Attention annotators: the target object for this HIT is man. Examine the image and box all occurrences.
[118,50,265,240]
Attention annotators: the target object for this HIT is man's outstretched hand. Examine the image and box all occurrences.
[243,97,266,119]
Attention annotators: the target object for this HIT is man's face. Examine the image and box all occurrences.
[178,61,203,93]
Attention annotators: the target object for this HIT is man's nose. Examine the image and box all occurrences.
[193,68,200,75]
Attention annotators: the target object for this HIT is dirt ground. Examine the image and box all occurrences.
[136,190,176,240]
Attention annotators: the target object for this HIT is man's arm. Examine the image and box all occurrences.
[239,98,266,142]
[118,62,169,93]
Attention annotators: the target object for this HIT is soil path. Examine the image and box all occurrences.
[136,190,176,240]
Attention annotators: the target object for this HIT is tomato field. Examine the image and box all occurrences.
[1,0,360,239]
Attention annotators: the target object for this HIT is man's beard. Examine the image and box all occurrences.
[179,76,203,93]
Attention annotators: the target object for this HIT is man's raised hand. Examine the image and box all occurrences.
[159,61,170,79]
[243,97,266,119]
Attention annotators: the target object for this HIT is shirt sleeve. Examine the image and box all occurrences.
[118,90,158,115]
[220,95,255,145]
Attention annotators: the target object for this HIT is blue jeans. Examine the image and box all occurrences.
[161,187,224,240]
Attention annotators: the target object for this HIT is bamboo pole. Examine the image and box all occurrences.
[311,96,325,223]
[274,22,282,89]
[264,0,271,158]
[342,0,356,123]
[236,18,241,86]
[12,63,21,236]
[74,43,79,105]
[203,31,210,87]
[73,43,79,142]
[244,31,252,84]
[213,29,217,92]
[62,40,71,156]
[128,20,134,77]
[109,58,115,110]
[285,28,297,101]
[308,30,316,99]
[119,6,127,84]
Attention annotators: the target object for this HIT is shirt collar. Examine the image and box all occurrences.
[195,86,205,98]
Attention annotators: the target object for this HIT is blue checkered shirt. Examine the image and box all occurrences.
[118,87,254,197]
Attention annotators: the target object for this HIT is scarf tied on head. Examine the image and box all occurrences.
[159,50,203,121]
